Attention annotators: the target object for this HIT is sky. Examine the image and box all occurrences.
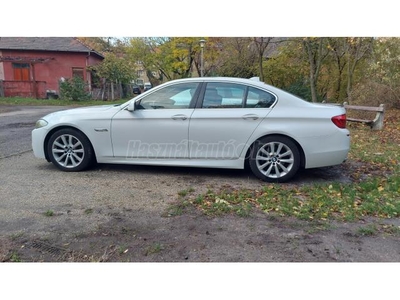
[1,0,399,37]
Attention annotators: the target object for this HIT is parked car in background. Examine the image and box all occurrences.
[32,77,350,182]
[132,84,141,95]
[143,82,152,91]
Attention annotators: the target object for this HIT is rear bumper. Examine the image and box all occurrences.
[301,130,350,169]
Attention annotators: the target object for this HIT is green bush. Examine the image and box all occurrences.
[60,77,91,101]
[285,81,313,102]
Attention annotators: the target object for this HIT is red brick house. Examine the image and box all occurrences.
[0,37,104,98]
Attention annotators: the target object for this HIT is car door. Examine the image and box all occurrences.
[189,82,276,159]
[111,82,199,159]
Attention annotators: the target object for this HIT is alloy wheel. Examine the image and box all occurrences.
[51,134,85,168]
[255,141,294,179]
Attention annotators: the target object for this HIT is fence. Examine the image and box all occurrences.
[91,82,135,100]
[0,80,4,97]
[0,80,46,98]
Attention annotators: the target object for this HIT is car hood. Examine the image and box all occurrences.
[43,104,119,119]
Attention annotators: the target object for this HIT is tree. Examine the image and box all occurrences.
[251,37,274,82]
[78,37,116,53]
[218,37,257,78]
[351,37,400,108]
[127,37,177,84]
[327,38,348,101]
[91,52,136,100]
[127,37,162,85]
[302,37,329,102]
[168,37,199,78]
[263,40,310,99]
[192,37,224,77]
[127,37,224,83]
[344,37,373,103]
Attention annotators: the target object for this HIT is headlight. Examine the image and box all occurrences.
[35,119,48,129]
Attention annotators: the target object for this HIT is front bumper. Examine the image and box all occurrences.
[32,128,48,159]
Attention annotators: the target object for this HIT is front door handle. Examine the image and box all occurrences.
[171,114,188,120]
[242,114,259,120]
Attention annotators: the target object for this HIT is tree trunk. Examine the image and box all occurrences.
[334,54,346,102]
[258,55,264,82]
[304,39,318,103]
[118,81,123,99]
[346,60,356,104]
[111,80,115,101]
[252,37,273,82]
[309,68,318,103]
[303,38,327,103]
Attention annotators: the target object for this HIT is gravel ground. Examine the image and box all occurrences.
[0,105,68,158]
[1,150,399,262]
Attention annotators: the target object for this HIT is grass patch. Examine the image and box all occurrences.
[84,208,93,215]
[357,223,400,236]
[193,190,253,217]
[381,224,400,236]
[357,224,378,236]
[10,232,24,241]
[9,252,21,262]
[44,210,54,217]
[118,245,129,255]
[164,188,196,217]
[191,175,399,220]
[0,96,126,107]
[177,187,195,198]
[164,201,190,217]
[144,243,164,256]
[168,173,399,220]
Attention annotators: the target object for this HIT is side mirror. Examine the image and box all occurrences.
[126,101,135,112]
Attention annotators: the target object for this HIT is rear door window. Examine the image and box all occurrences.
[202,83,246,108]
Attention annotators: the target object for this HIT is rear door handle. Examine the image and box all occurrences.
[242,114,259,120]
[171,114,188,120]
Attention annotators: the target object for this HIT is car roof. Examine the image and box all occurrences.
[162,77,284,95]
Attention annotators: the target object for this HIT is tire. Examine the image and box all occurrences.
[249,136,300,183]
[47,128,94,172]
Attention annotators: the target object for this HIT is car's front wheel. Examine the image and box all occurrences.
[47,128,94,172]
[249,136,300,183]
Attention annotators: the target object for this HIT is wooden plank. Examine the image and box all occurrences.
[347,118,373,124]
[344,105,384,112]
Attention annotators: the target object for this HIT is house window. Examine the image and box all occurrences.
[72,68,84,79]
[12,63,30,81]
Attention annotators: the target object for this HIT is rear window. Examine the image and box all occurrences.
[201,82,276,109]
[246,87,276,108]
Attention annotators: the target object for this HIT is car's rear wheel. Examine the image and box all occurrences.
[47,128,94,172]
[249,136,300,183]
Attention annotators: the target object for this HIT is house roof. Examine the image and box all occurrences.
[0,37,104,59]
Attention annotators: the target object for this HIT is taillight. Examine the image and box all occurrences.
[331,114,346,128]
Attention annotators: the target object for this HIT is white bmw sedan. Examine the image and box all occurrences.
[32,77,350,182]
